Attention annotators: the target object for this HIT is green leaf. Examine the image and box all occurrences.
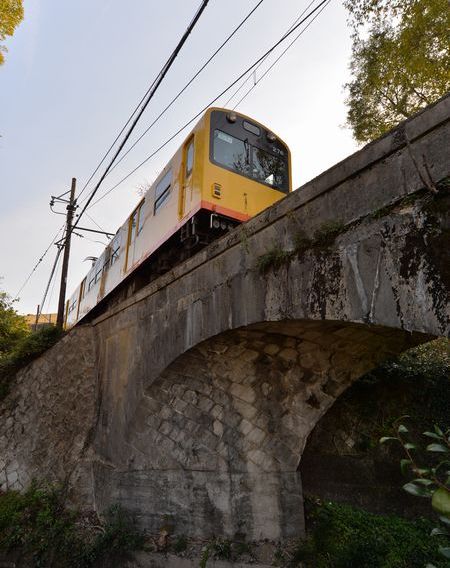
[412,478,434,486]
[414,468,431,476]
[438,546,450,559]
[424,431,443,440]
[379,436,398,445]
[432,488,450,516]
[439,516,450,526]
[431,527,449,536]
[404,443,417,450]
[398,424,408,433]
[400,459,412,475]
[403,482,431,498]
[434,425,444,437]
[426,444,448,453]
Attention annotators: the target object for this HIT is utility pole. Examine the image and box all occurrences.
[56,178,77,329]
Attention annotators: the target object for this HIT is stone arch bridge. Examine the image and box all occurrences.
[1,96,449,541]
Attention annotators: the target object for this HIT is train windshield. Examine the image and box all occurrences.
[210,111,289,193]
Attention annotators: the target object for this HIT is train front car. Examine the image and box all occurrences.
[181,107,291,243]
[64,108,291,328]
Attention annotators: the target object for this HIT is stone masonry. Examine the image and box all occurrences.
[94,322,424,540]
[0,326,97,504]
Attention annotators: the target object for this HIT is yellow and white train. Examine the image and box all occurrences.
[65,107,292,327]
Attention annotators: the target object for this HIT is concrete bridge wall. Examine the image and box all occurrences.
[0,96,448,541]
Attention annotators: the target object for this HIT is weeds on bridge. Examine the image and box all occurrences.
[256,246,293,273]
[256,220,346,274]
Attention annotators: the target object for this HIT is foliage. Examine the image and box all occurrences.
[344,0,450,142]
[312,220,345,249]
[0,0,24,65]
[257,245,292,273]
[257,220,347,273]
[0,325,63,400]
[293,499,448,567]
[380,422,450,564]
[0,289,28,358]
[383,339,450,383]
[0,483,144,567]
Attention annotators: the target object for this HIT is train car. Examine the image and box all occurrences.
[65,107,292,328]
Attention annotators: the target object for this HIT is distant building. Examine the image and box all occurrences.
[24,313,57,331]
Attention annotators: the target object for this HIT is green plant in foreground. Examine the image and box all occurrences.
[0,483,144,567]
[294,499,448,567]
[380,422,450,565]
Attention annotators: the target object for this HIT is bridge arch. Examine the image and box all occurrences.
[93,319,428,540]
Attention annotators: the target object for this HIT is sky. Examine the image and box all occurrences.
[0,0,359,316]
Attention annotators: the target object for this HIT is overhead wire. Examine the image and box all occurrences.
[28,0,210,314]
[13,224,65,301]
[223,0,317,107]
[70,0,210,233]
[87,0,330,210]
[99,0,266,182]
[37,244,63,320]
[233,0,331,109]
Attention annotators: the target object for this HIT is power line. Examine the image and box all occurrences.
[13,224,65,300]
[233,0,331,109]
[223,0,317,108]
[100,0,265,182]
[71,0,210,232]
[38,244,63,320]
[88,0,330,209]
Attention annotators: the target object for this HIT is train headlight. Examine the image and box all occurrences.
[226,111,237,123]
[212,218,221,229]
[267,131,277,142]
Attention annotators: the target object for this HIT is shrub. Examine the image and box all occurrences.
[294,500,448,567]
[0,483,144,567]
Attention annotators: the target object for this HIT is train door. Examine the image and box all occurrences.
[124,207,139,272]
[124,200,145,273]
[179,136,194,219]
[76,277,86,321]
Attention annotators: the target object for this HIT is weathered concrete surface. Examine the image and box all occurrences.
[0,96,448,542]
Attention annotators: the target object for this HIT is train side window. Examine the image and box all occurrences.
[154,169,172,213]
[110,237,120,266]
[185,138,194,178]
[137,200,145,235]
